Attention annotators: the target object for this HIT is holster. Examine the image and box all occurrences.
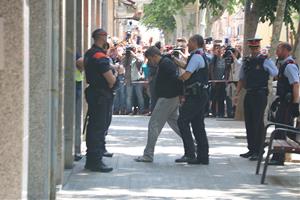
[184,82,208,96]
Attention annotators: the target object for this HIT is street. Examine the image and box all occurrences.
[57,116,300,200]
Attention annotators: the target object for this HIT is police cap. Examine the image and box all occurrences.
[247,38,262,47]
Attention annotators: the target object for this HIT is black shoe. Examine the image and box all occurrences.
[103,151,114,157]
[187,158,209,165]
[175,155,195,163]
[249,154,259,161]
[240,151,254,158]
[85,160,113,173]
[269,159,284,166]
[74,154,83,161]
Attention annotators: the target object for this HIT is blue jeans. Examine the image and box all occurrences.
[113,75,126,112]
[126,83,145,113]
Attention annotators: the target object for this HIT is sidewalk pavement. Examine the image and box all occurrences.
[57,116,300,200]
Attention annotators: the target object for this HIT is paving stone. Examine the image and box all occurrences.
[57,116,300,200]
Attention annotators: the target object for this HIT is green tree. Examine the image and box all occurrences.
[241,0,300,55]
[200,0,240,37]
[293,16,300,63]
[269,0,288,60]
[142,0,194,33]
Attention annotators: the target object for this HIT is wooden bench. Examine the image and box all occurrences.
[273,138,300,154]
[256,126,300,184]
[256,123,299,176]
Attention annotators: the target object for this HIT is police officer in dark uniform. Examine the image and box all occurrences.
[235,38,278,161]
[84,28,117,172]
[270,42,299,165]
[175,34,210,165]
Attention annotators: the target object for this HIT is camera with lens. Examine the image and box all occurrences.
[171,47,184,59]
[125,46,133,57]
[205,37,213,44]
[223,45,235,66]
[172,48,183,59]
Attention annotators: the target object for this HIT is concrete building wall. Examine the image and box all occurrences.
[0,1,29,199]
[27,0,53,198]
[0,0,113,198]
[107,0,115,35]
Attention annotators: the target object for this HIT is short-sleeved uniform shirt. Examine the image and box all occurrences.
[185,48,206,73]
[281,56,299,84]
[84,44,111,90]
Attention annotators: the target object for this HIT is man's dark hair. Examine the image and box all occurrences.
[92,28,107,40]
[144,46,161,58]
[279,42,292,52]
[190,34,204,48]
[155,41,162,50]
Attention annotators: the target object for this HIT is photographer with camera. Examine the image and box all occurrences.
[122,45,145,114]
[223,46,242,118]
[209,43,226,118]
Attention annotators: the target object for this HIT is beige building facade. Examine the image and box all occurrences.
[211,8,296,48]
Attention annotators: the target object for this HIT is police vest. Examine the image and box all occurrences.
[84,45,110,90]
[276,59,299,98]
[244,55,269,90]
[184,50,208,87]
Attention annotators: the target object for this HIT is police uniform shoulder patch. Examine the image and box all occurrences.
[194,50,204,56]
[286,60,295,64]
[93,52,107,59]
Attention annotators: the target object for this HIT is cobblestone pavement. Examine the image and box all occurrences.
[57,116,300,200]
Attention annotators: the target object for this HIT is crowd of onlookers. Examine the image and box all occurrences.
[99,30,274,118]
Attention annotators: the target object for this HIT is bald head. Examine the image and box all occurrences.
[276,42,293,59]
[278,42,292,52]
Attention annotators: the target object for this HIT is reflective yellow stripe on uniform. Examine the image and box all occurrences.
[75,69,84,82]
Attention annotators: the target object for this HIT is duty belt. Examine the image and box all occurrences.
[246,87,268,94]
[184,82,208,96]
[186,82,209,89]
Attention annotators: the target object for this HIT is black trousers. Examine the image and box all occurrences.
[178,91,209,160]
[211,83,226,117]
[244,91,267,154]
[272,101,295,161]
[85,87,113,159]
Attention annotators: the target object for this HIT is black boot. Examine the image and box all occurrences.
[269,153,285,166]
[85,154,113,173]
[187,157,209,165]
[103,150,114,158]
[249,153,259,161]
[175,155,195,163]
[240,151,254,158]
